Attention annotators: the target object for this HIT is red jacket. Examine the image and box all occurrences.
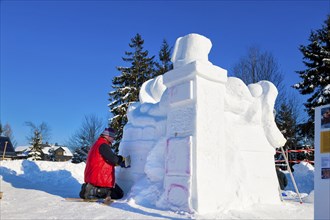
[84,137,115,188]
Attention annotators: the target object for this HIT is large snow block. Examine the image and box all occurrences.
[165,137,191,176]
[167,105,196,138]
[119,140,155,174]
[142,126,157,140]
[117,140,156,193]
[164,176,191,211]
[163,54,227,213]
[163,61,227,88]
[193,75,227,214]
[241,151,281,204]
[171,33,212,69]
[122,125,143,141]
[168,81,194,106]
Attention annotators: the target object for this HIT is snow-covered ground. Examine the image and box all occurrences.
[0,160,314,219]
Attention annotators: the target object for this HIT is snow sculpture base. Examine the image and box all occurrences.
[117,33,285,214]
[162,60,227,212]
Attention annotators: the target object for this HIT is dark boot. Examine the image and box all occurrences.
[83,183,112,199]
[95,187,110,198]
[84,183,98,199]
[110,184,124,200]
[79,183,87,199]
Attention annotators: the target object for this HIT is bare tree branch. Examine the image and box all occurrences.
[25,121,51,143]
[66,114,106,150]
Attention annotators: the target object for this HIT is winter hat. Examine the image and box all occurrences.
[101,128,116,138]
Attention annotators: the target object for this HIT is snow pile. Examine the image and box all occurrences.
[285,162,315,194]
[0,160,84,183]
[116,33,286,213]
[0,160,84,194]
[277,162,315,204]
[303,190,315,203]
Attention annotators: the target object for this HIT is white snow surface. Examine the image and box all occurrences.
[0,160,314,219]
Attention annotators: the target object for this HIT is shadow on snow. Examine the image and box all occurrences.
[0,160,81,198]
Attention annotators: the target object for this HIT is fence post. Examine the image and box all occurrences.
[2,141,8,160]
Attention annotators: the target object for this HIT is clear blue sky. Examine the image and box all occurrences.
[1,0,329,146]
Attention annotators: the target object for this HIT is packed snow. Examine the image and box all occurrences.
[0,160,314,219]
[117,33,287,213]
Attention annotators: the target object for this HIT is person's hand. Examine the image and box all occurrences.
[117,155,131,168]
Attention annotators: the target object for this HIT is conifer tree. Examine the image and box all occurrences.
[276,102,299,150]
[275,101,300,165]
[109,33,155,152]
[28,130,42,161]
[294,15,330,133]
[155,39,173,76]
[276,100,316,165]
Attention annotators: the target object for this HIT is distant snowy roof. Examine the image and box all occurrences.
[58,146,73,157]
[15,145,73,157]
[15,145,31,152]
[42,145,73,157]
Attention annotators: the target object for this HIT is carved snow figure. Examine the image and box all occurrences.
[116,33,286,214]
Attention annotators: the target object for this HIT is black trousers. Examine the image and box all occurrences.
[96,183,124,199]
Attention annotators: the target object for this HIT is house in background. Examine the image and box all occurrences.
[0,136,17,160]
[15,145,30,159]
[15,144,73,161]
[42,145,73,161]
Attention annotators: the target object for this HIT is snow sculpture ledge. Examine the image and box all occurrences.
[117,33,286,214]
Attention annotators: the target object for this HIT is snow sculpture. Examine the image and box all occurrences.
[116,33,286,214]
[171,33,212,68]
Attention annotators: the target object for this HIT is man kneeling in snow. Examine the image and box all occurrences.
[79,128,130,200]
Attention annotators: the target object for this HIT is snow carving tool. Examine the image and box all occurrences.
[64,197,114,206]
[125,155,131,168]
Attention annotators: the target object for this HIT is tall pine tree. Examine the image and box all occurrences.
[294,15,330,137]
[28,130,43,161]
[155,39,173,76]
[276,102,299,150]
[108,33,155,152]
[275,101,300,166]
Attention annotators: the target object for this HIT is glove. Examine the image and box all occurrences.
[117,155,130,168]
